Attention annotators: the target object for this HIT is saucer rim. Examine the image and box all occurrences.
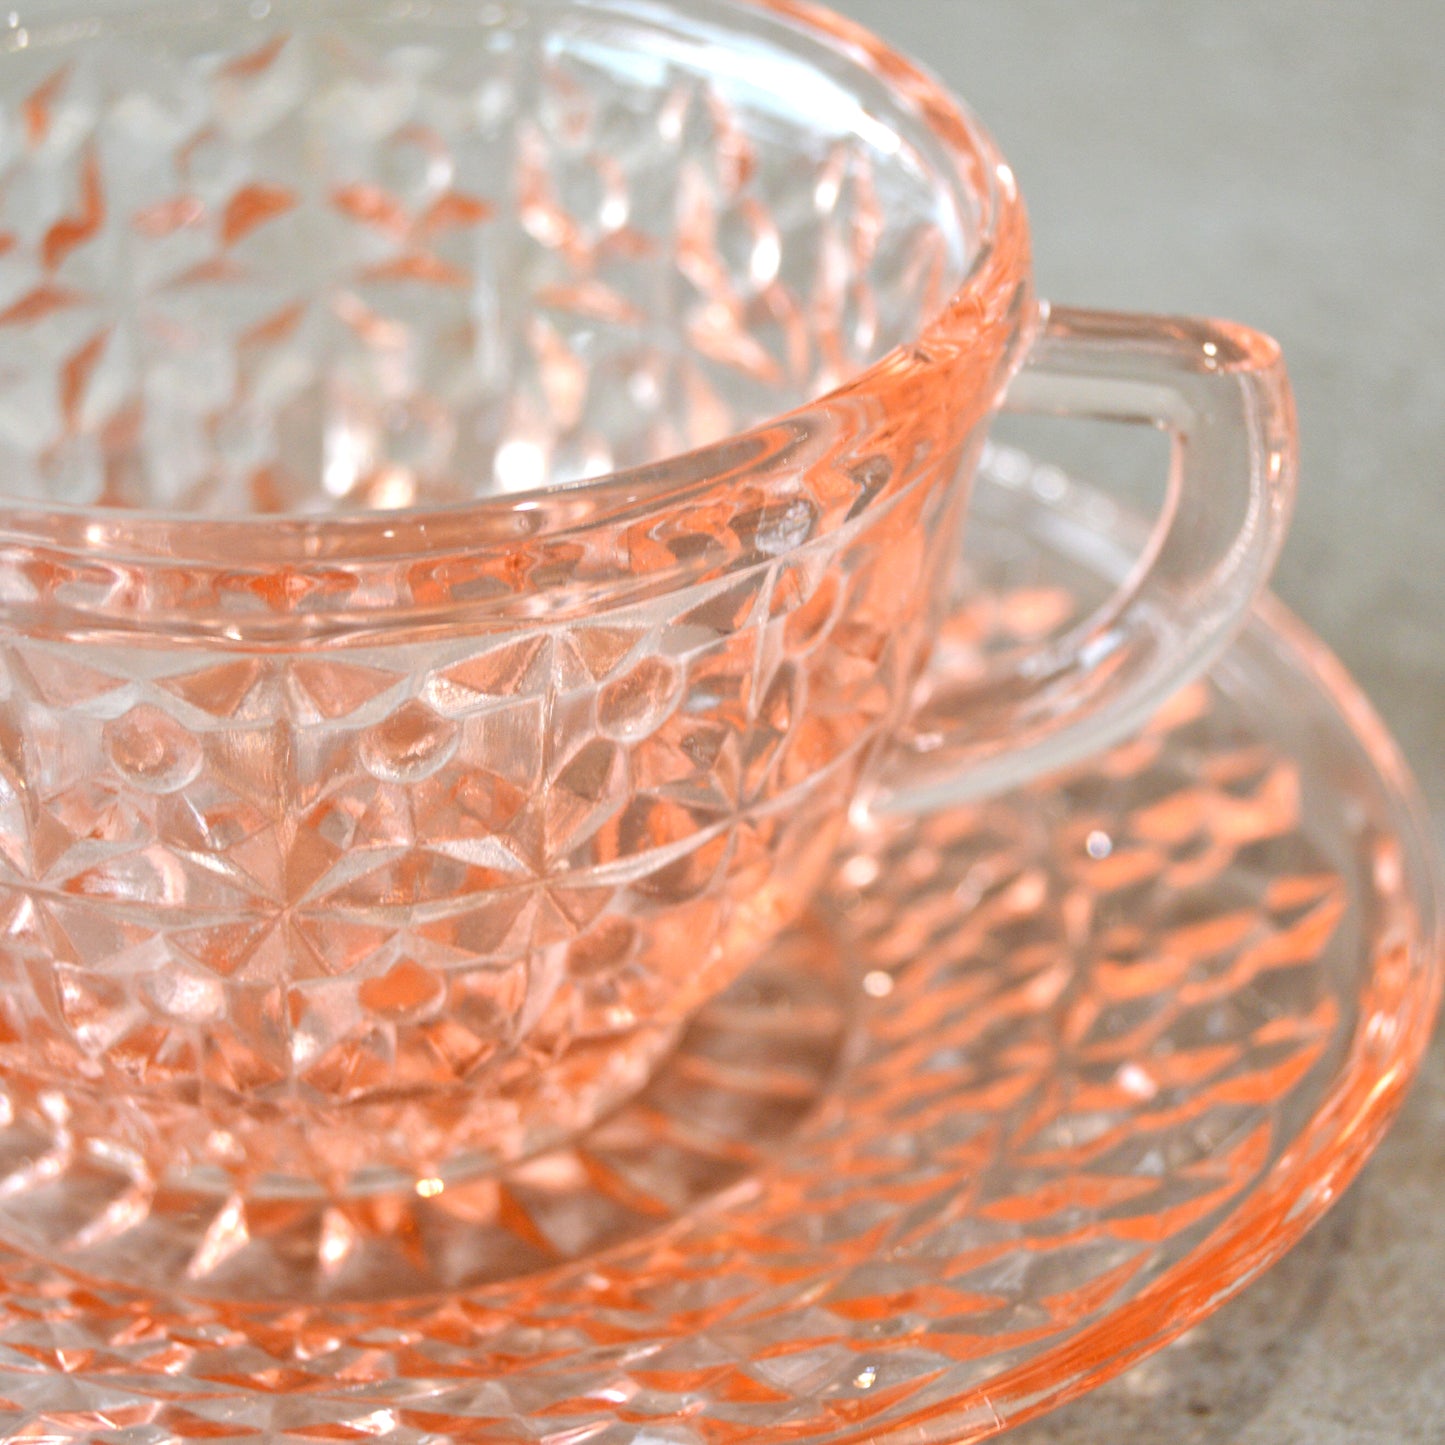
[836,558,1443,1442]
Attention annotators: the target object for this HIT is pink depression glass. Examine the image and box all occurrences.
[0,0,1295,1300]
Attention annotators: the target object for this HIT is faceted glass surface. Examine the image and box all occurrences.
[0,0,1032,1267]
[0,0,973,512]
[0,450,967,1210]
[0,455,1432,1439]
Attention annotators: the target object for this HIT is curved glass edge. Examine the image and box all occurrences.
[861,449,1444,1445]
[0,0,1028,564]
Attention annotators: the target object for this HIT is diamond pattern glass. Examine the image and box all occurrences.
[0,454,1432,1441]
[0,0,1031,1278]
[0,1,973,512]
[0,0,1309,1313]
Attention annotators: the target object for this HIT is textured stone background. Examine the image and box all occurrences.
[830,3,1445,1440]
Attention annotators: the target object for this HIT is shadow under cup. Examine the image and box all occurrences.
[0,0,1028,1287]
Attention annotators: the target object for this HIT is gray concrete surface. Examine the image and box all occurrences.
[830,3,1445,1440]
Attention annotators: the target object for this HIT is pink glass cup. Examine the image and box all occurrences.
[0,0,1294,1298]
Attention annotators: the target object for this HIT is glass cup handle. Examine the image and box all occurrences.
[868,302,1298,816]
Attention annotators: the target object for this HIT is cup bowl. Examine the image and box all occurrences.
[0,0,1024,1203]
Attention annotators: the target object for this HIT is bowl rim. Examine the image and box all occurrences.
[0,0,1031,584]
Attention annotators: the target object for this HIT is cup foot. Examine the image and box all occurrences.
[0,919,849,1303]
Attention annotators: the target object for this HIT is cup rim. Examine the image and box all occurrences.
[0,0,1029,542]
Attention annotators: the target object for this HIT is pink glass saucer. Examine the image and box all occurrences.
[0,449,1436,1443]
